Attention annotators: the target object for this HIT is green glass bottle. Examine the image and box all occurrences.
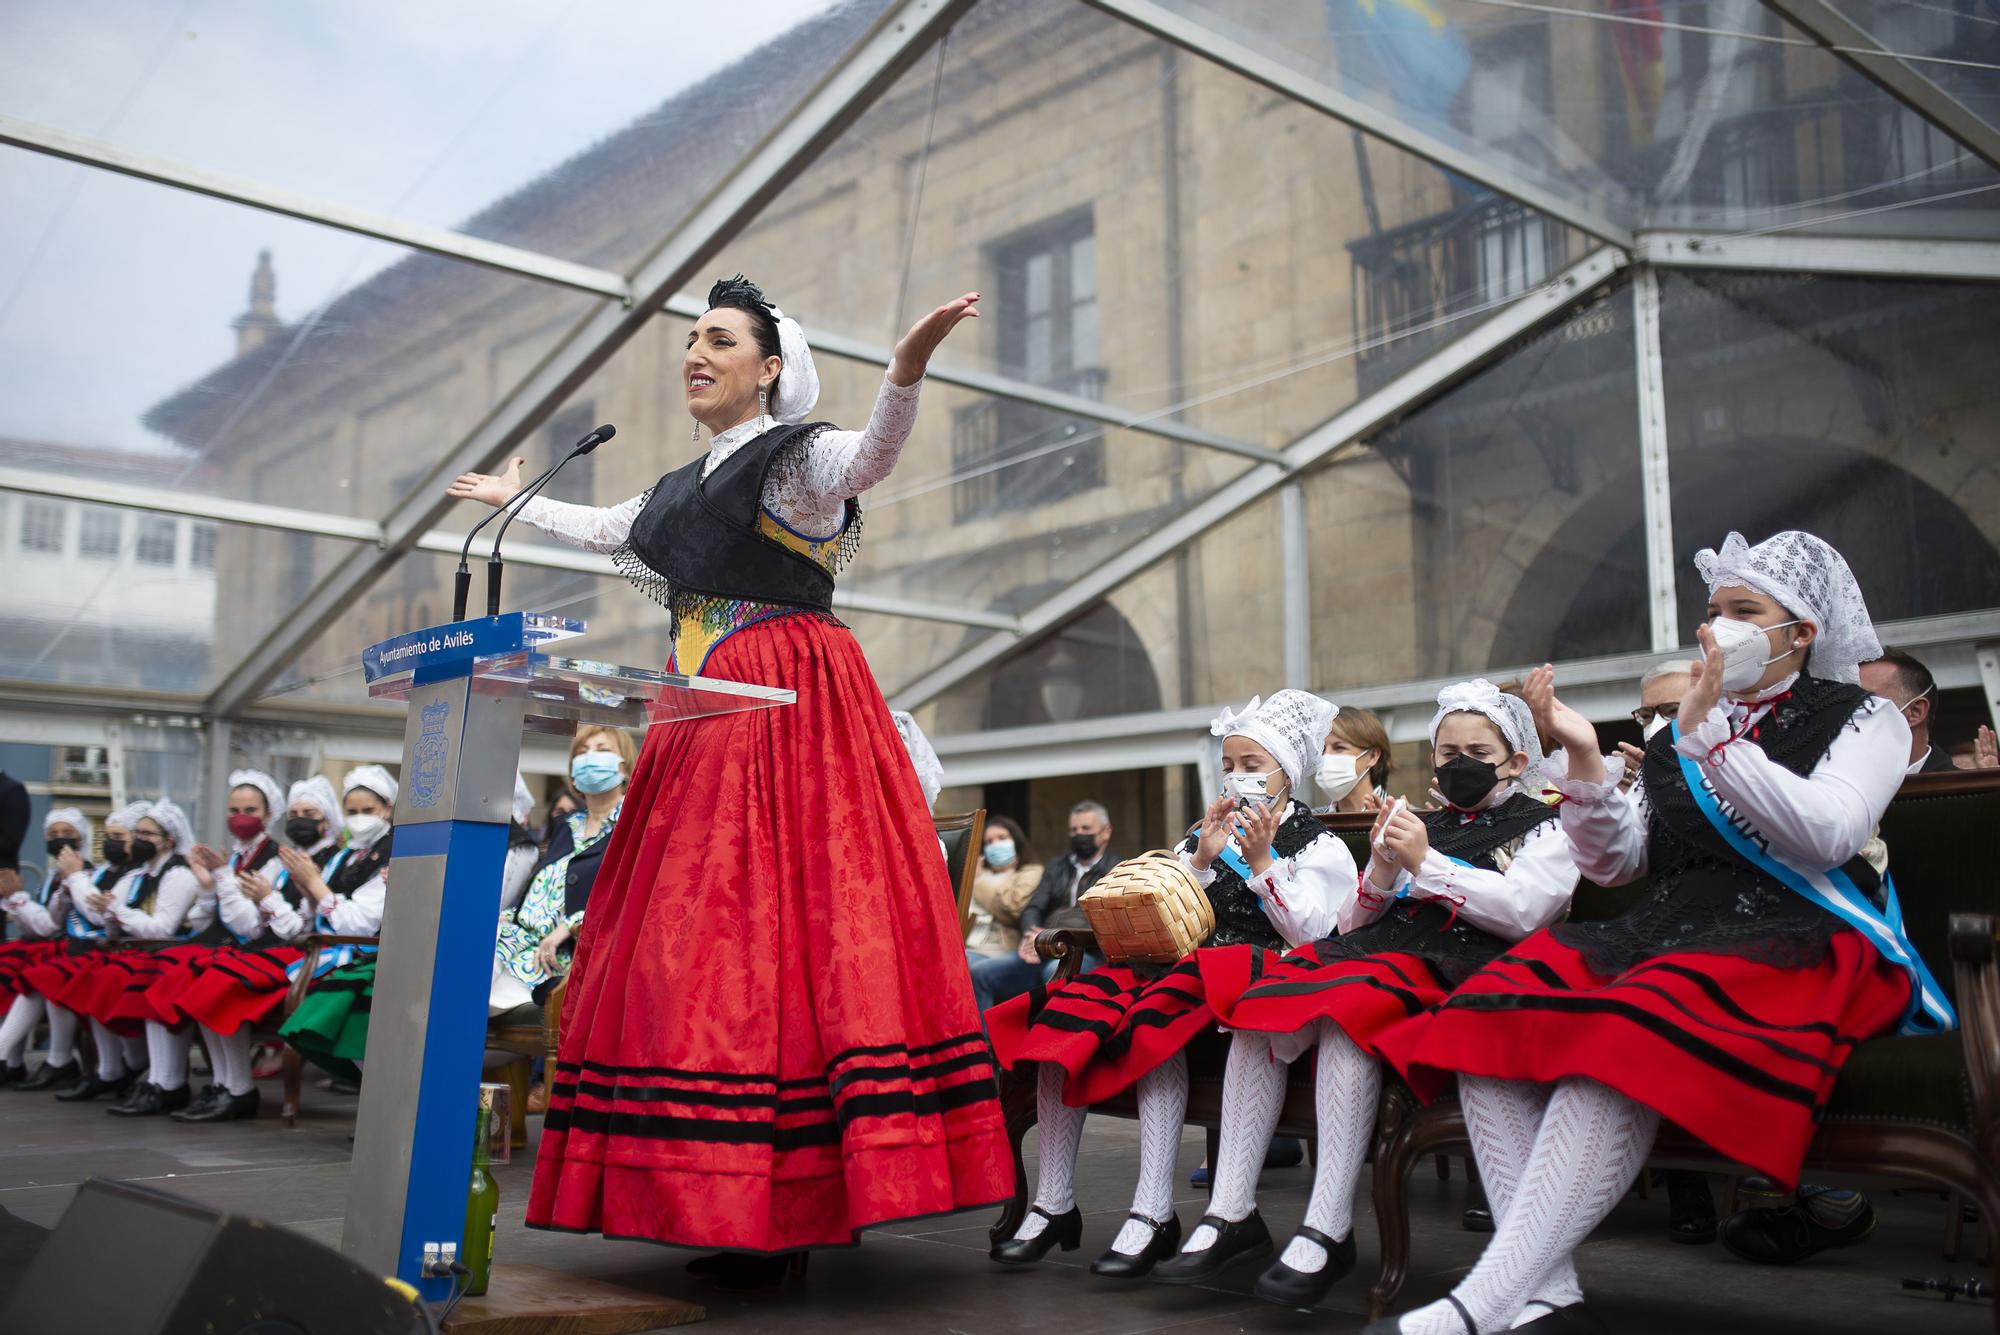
[462,1092,499,1297]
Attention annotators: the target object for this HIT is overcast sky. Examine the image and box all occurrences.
[0,0,837,456]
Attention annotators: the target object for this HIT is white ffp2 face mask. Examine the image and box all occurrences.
[1316,753,1362,803]
[1642,714,1670,742]
[1709,615,1801,692]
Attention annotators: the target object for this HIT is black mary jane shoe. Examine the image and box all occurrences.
[1252,1225,1356,1309]
[108,1082,192,1117]
[0,1062,26,1087]
[1150,1211,1273,1285]
[1362,1294,1480,1335]
[1090,1211,1181,1279]
[174,1086,260,1123]
[169,1084,226,1121]
[55,1071,136,1103]
[15,1058,81,1092]
[1514,1299,1609,1333]
[989,1204,1084,1265]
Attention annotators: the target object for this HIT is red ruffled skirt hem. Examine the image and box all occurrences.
[175,946,304,1033]
[1375,927,1911,1188]
[985,954,1215,1106]
[1200,942,1451,1058]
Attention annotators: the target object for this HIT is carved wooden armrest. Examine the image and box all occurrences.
[1948,913,1999,1171]
[282,933,382,1017]
[1037,929,1098,982]
[542,974,568,1065]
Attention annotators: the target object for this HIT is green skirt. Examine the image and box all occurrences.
[279,956,376,1083]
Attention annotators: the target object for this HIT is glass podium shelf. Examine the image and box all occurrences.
[362,612,793,729]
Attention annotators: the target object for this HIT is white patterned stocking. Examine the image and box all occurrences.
[1184,1031,1287,1252]
[1459,1076,1584,1324]
[1279,1020,1380,1271]
[1014,1061,1084,1242]
[1111,1051,1188,1254]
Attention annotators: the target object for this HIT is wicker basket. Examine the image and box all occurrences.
[1078,849,1214,964]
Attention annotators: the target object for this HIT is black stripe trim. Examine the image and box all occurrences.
[1629,960,1848,1041]
[1439,992,1826,1109]
[1240,972,1429,1017]
[545,1079,999,1148]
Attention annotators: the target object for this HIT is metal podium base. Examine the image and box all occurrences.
[438,1263,705,1333]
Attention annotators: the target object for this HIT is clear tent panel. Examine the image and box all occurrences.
[1660,269,2000,627]
[1837,0,2000,127]
[0,150,604,521]
[1308,276,1646,688]
[0,0,898,270]
[715,0,1586,448]
[1148,0,2000,236]
[0,508,360,697]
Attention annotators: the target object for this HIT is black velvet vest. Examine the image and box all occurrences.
[1552,673,1876,973]
[615,422,855,618]
[1319,791,1560,980]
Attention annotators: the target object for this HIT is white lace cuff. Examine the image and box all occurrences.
[1542,748,1628,805]
[1674,702,1735,764]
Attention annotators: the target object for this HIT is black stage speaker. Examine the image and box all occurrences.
[0,1177,426,1335]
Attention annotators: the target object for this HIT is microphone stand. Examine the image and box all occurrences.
[485,425,614,617]
[452,459,566,621]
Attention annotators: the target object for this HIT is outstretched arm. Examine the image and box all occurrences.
[446,454,647,554]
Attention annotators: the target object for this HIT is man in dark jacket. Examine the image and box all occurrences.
[968,800,1116,1013]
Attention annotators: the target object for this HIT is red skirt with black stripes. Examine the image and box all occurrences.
[0,940,64,1012]
[985,955,1216,1106]
[1375,926,1911,1188]
[174,945,305,1034]
[18,946,98,1010]
[526,613,1010,1253]
[1200,943,1451,1059]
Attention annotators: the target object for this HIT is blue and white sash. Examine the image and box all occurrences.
[1672,723,1953,1036]
[279,849,377,979]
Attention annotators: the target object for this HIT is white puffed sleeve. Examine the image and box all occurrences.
[1246,829,1358,947]
[513,492,647,554]
[66,869,108,926]
[1398,820,1578,941]
[1674,694,1908,870]
[760,375,924,536]
[6,879,65,937]
[109,865,201,938]
[213,867,265,941]
[1543,747,1650,887]
[318,872,386,937]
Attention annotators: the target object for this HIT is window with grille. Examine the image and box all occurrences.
[79,506,124,558]
[136,515,179,565]
[20,500,65,553]
[189,523,218,568]
[954,214,1104,521]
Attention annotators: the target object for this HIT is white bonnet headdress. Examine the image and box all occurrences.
[1431,679,1545,786]
[287,776,341,830]
[343,764,399,806]
[106,799,152,833]
[44,806,92,850]
[142,799,195,855]
[891,710,944,809]
[1694,530,1881,685]
[766,303,820,425]
[227,769,286,822]
[1210,690,1341,794]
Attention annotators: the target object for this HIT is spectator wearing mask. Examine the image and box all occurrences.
[968,801,1118,1012]
[1617,660,1696,790]
[963,817,1042,965]
[541,790,582,849]
[491,729,634,1020]
[0,808,93,1084]
[15,800,148,1094]
[1859,646,1955,774]
[276,768,398,1083]
[1315,706,1393,815]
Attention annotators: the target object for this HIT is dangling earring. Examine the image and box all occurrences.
[758,386,769,431]
[691,419,701,444]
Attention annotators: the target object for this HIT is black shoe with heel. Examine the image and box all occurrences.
[55,1071,136,1103]
[1252,1225,1355,1309]
[1150,1211,1273,1284]
[174,1087,260,1123]
[108,1082,192,1117]
[1090,1212,1180,1278]
[989,1204,1084,1266]
[1515,1299,1609,1332]
[15,1059,80,1092]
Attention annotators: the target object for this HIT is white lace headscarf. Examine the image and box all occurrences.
[227,769,286,825]
[287,776,341,833]
[513,773,535,825]
[1210,690,1341,795]
[1694,530,1881,685]
[766,304,820,424]
[44,806,92,850]
[141,799,195,856]
[890,710,944,809]
[1430,679,1546,791]
[343,764,400,807]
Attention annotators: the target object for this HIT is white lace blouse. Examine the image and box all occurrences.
[515,374,922,552]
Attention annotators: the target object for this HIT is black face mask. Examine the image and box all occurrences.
[101,835,129,865]
[128,837,160,864]
[1069,832,1100,860]
[45,837,79,858]
[285,816,324,849]
[1434,755,1504,811]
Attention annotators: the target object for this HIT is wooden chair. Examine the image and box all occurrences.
[933,808,988,941]
[486,974,568,1150]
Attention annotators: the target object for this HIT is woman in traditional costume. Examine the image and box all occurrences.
[0,808,94,1084]
[985,690,1353,1277]
[447,277,1009,1282]
[1368,532,1941,1334]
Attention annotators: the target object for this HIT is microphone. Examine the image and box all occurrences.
[483,424,614,617]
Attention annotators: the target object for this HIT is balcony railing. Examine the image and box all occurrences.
[950,366,1110,522]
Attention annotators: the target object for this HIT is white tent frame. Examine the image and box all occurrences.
[3,0,1998,806]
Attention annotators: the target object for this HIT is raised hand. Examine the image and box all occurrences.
[53,846,85,878]
[1192,795,1235,871]
[1524,663,1604,784]
[889,293,980,386]
[1976,725,1998,770]
[1377,804,1431,874]
[1682,622,1727,729]
[238,869,275,904]
[277,846,330,902]
[446,455,527,508]
[1234,796,1285,875]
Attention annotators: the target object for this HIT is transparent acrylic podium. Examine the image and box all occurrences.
[346,613,791,1304]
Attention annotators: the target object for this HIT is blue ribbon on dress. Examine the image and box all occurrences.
[1672,721,1953,1037]
[279,849,376,978]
